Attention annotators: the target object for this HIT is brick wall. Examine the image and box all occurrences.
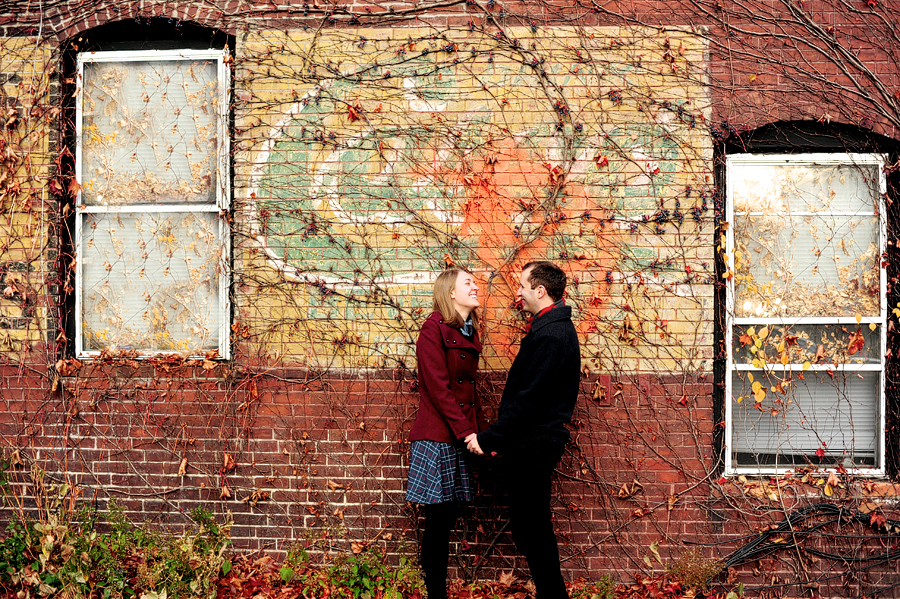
[0,0,897,594]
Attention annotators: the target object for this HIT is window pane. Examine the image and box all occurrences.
[734,211,879,318]
[731,370,878,468]
[81,59,219,205]
[732,162,879,214]
[81,212,224,352]
[732,324,881,366]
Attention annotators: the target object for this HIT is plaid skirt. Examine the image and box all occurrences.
[406,440,473,504]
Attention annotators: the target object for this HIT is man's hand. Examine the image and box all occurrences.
[464,433,484,455]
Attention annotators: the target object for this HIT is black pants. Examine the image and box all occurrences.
[420,501,459,599]
[501,441,569,599]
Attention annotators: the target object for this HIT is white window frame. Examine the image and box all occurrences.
[724,152,887,476]
[74,49,231,359]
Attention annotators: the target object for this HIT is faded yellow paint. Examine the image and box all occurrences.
[234,26,714,372]
[0,37,54,348]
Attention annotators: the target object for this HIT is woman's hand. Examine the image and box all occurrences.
[464,433,484,455]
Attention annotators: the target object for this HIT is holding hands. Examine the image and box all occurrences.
[464,433,484,455]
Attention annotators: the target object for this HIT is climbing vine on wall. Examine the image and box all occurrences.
[0,0,899,596]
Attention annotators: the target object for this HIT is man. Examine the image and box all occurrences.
[465,261,581,599]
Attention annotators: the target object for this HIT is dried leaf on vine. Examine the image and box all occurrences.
[847,329,865,355]
[619,480,644,498]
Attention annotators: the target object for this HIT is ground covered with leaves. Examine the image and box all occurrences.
[0,476,740,599]
[215,550,734,599]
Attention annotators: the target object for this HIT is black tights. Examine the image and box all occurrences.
[420,501,460,599]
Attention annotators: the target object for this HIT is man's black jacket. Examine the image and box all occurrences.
[477,303,581,455]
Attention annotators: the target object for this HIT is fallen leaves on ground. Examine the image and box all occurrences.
[215,554,734,599]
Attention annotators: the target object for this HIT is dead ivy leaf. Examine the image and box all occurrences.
[618,480,643,498]
[814,344,825,363]
[223,453,236,471]
[350,541,367,554]
[220,483,232,499]
[177,458,187,476]
[591,381,606,401]
[67,178,82,196]
[347,101,362,123]
[326,479,344,491]
[847,329,865,355]
[499,571,515,586]
[667,495,678,510]
[649,541,662,565]
[9,449,23,467]
[859,501,879,514]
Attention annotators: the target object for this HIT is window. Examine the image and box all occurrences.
[725,153,886,475]
[75,50,230,358]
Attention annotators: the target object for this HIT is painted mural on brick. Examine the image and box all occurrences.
[236,27,714,370]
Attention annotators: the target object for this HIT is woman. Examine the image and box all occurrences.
[407,268,484,599]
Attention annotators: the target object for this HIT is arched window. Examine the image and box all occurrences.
[722,122,900,476]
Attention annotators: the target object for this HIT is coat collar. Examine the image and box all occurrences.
[525,303,572,337]
[429,311,482,352]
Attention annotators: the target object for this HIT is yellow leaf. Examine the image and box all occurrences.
[802,361,811,370]
[855,313,862,324]
[759,326,769,339]
[735,395,745,403]
[780,352,789,365]
[749,73,757,82]
[824,484,834,497]
[869,322,877,331]
[752,381,766,402]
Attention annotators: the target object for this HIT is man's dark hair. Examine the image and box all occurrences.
[523,261,566,301]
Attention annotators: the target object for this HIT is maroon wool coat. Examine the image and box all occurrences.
[409,311,485,443]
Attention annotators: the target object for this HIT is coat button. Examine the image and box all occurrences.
[458,402,464,407]
[452,340,457,344]
[457,377,463,384]
[470,379,475,384]
[470,402,475,407]
[460,353,466,359]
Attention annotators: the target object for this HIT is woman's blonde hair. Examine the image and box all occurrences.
[432,268,479,330]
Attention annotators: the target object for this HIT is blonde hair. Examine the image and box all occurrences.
[432,268,479,330]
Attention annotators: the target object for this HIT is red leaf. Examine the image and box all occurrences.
[815,447,825,458]
[847,329,865,355]
[594,153,609,168]
[347,101,363,123]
